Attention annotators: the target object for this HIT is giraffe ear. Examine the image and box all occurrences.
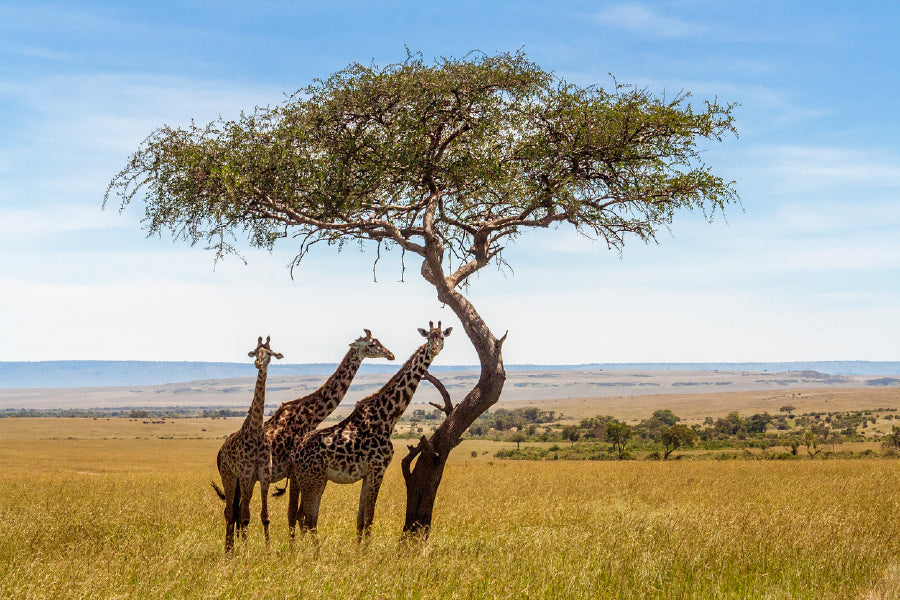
[248,350,256,357]
[443,327,453,337]
[273,352,284,360]
[418,328,428,337]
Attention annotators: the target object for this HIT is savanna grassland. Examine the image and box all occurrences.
[1,402,900,599]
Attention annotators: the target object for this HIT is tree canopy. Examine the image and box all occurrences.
[660,423,697,459]
[607,420,632,455]
[106,50,738,286]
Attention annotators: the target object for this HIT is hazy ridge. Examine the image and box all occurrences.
[2,360,900,389]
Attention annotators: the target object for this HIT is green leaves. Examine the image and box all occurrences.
[106,50,738,276]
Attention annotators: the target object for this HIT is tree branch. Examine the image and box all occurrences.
[423,371,454,415]
[253,191,428,256]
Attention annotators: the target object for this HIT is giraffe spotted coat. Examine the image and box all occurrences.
[287,322,451,542]
[214,336,283,553]
[264,330,394,484]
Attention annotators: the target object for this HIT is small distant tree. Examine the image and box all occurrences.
[810,422,830,444]
[780,404,796,414]
[521,407,541,423]
[803,430,821,457]
[746,412,773,434]
[783,434,801,456]
[580,415,613,439]
[105,50,737,539]
[883,425,900,451]
[652,409,681,427]
[607,420,632,456]
[510,432,526,450]
[660,423,696,459]
[826,431,843,452]
[716,412,745,435]
[562,425,581,446]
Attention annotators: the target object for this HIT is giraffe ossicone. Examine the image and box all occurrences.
[287,321,451,543]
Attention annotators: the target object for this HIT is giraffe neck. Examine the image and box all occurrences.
[367,342,435,431]
[307,348,363,425]
[243,364,268,431]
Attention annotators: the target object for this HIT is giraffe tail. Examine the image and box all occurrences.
[272,485,287,497]
[211,481,242,524]
[210,481,226,501]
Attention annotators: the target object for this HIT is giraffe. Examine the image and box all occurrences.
[287,321,452,542]
[213,336,283,553]
[264,330,395,488]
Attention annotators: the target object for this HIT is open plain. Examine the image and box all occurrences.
[1,374,899,599]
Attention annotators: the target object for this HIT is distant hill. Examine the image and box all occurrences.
[2,360,900,389]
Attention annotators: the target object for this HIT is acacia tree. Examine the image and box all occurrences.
[882,425,900,452]
[660,423,697,460]
[606,420,633,457]
[105,50,737,538]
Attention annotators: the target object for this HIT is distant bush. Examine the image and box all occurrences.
[867,378,900,386]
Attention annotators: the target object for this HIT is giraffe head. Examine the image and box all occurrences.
[417,321,452,355]
[349,329,395,361]
[248,336,284,370]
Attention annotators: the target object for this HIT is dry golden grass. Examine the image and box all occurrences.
[0,416,236,441]
[1,418,899,599]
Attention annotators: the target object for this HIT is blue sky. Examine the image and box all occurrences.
[1,1,898,365]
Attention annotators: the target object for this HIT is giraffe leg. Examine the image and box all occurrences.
[299,472,327,537]
[258,467,271,548]
[356,471,384,543]
[287,475,300,546]
[221,473,238,553]
[238,477,254,542]
[232,481,244,542]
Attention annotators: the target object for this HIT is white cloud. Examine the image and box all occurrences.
[4,202,898,364]
[0,255,480,364]
[530,222,900,284]
[0,204,124,241]
[486,279,900,364]
[595,4,709,38]
[760,146,900,192]
[3,73,284,154]
[17,46,76,62]
[0,4,122,36]
[0,72,286,242]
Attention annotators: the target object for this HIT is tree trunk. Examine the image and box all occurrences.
[402,260,507,538]
[401,364,505,536]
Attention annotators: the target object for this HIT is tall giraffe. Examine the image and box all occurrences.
[214,336,283,553]
[287,321,452,542]
[265,329,394,488]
